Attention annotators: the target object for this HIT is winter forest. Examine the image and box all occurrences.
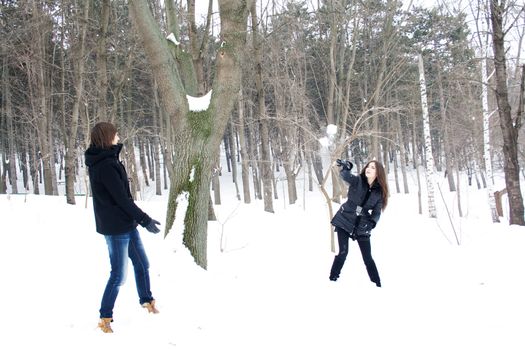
[1,0,524,270]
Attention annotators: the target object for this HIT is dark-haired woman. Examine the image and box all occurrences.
[85,122,161,333]
[329,160,389,287]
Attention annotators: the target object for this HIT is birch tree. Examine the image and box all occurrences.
[418,53,437,218]
[476,6,499,222]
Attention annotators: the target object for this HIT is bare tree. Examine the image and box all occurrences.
[128,0,252,268]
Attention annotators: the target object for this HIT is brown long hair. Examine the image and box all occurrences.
[361,160,389,210]
[90,122,117,149]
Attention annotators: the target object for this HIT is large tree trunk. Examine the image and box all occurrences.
[129,0,250,268]
[490,0,525,226]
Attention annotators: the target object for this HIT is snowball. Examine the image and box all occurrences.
[326,124,337,136]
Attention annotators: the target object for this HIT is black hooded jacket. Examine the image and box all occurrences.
[85,143,151,235]
[331,164,383,239]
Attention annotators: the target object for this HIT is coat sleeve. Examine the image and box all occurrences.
[339,166,359,186]
[99,163,151,226]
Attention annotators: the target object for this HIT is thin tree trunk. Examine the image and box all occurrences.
[237,89,251,203]
[251,2,273,213]
[30,2,56,196]
[247,107,262,200]
[326,0,338,128]
[139,138,150,187]
[65,0,89,204]
[437,66,456,192]
[20,145,30,191]
[393,144,400,193]
[397,113,409,193]
[418,54,437,218]
[147,141,154,181]
[29,130,40,195]
[152,102,162,195]
[229,120,241,200]
[3,54,17,194]
[0,154,5,194]
[413,120,422,215]
[212,147,221,205]
[95,0,110,122]
[454,149,463,218]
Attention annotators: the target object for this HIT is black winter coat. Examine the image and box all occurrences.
[331,165,383,240]
[85,143,151,235]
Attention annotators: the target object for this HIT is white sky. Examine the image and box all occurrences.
[1,145,524,349]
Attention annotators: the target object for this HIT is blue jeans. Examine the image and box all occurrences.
[99,228,154,319]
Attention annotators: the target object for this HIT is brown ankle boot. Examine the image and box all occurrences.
[142,300,159,314]
[98,318,113,333]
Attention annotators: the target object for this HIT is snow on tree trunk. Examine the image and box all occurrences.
[418,54,437,219]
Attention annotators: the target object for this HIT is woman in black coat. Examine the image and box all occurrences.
[329,159,389,286]
[85,122,161,333]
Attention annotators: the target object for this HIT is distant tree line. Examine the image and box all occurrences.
[1,0,523,256]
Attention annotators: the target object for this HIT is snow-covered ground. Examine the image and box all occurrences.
[1,160,524,349]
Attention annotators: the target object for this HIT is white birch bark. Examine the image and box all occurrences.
[480,15,500,223]
[418,54,437,218]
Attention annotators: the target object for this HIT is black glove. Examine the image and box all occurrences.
[363,214,376,229]
[145,219,161,234]
[336,159,353,171]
